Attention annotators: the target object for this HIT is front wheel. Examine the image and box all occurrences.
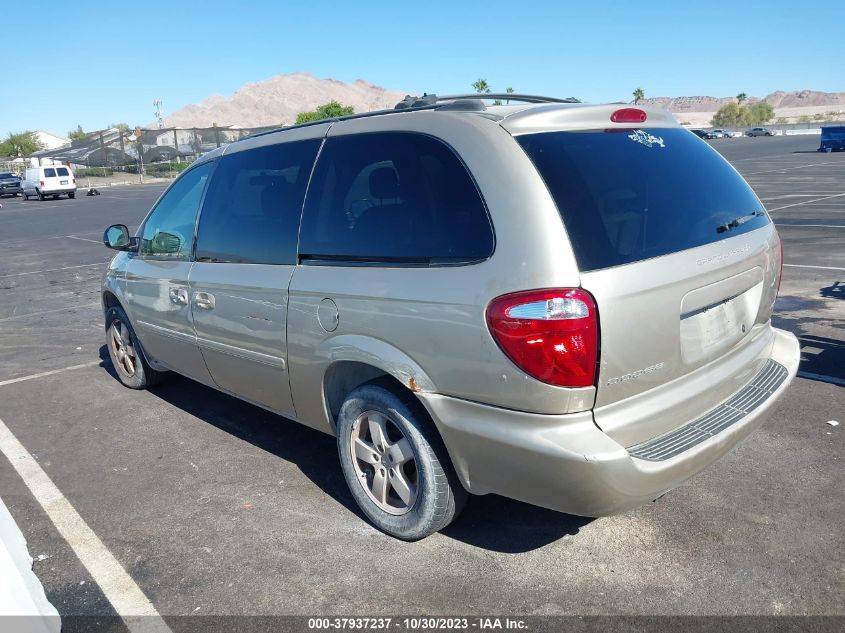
[336,380,466,540]
[105,305,165,389]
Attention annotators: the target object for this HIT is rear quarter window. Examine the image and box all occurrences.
[517,128,769,272]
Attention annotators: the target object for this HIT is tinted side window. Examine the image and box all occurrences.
[140,161,213,258]
[300,132,493,263]
[195,139,320,265]
[44,168,56,177]
[56,167,70,176]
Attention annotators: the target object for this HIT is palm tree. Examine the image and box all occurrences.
[472,79,491,94]
[505,87,514,104]
[736,92,747,106]
[632,87,645,104]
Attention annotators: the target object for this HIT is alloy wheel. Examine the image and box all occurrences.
[108,320,137,378]
[350,410,418,515]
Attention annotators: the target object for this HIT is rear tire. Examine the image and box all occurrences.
[68,192,75,199]
[36,190,45,201]
[22,192,28,200]
[105,305,165,389]
[52,194,59,200]
[336,379,467,540]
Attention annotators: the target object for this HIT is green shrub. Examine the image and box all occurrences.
[74,167,114,177]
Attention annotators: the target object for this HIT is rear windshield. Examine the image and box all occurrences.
[517,128,769,272]
[44,168,57,177]
[0,172,14,179]
[56,167,70,176]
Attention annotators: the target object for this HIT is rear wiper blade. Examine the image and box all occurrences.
[717,210,765,234]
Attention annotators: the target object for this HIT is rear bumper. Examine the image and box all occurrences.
[38,187,76,194]
[419,327,800,517]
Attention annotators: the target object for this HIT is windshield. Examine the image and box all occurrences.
[517,127,770,271]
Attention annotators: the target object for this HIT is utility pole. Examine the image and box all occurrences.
[153,99,164,129]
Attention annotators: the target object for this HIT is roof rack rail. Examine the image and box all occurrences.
[435,93,581,104]
[242,93,581,142]
[392,93,580,111]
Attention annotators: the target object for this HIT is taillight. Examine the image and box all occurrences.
[777,233,784,296]
[611,108,647,123]
[40,180,45,187]
[72,178,76,184]
[486,288,598,388]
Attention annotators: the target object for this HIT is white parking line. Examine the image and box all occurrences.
[783,264,845,271]
[0,362,102,387]
[767,193,845,212]
[0,416,173,633]
[747,160,845,175]
[0,263,103,279]
[0,302,101,323]
[65,235,102,244]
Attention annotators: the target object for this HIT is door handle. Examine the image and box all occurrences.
[192,291,215,310]
[168,287,188,305]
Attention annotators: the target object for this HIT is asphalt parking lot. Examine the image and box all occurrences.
[0,135,842,630]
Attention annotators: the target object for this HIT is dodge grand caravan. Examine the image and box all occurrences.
[102,94,800,540]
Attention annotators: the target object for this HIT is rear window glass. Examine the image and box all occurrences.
[299,132,493,264]
[0,172,14,178]
[43,168,57,177]
[517,128,769,272]
[56,167,69,176]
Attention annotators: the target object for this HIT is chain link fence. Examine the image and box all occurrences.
[1,125,279,183]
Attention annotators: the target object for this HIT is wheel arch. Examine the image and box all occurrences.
[318,335,437,433]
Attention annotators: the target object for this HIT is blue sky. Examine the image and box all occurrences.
[2,0,842,137]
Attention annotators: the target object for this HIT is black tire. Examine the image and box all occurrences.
[104,305,165,389]
[68,192,75,199]
[336,379,467,540]
[36,190,45,201]
[22,192,28,200]
[52,194,59,200]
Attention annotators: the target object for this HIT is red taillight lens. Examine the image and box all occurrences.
[40,180,45,187]
[72,178,76,184]
[777,233,784,296]
[486,288,598,388]
[611,108,647,123]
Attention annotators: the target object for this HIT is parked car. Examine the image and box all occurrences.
[818,125,845,152]
[689,128,711,139]
[101,95,800,540]
[22,165,77,200]
[0,171,22,197]
[710,129,731,138]
[746,127,774,137]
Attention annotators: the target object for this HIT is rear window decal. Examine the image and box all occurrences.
[628,129,665,148]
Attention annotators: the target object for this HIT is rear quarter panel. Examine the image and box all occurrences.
[286,111,593,433]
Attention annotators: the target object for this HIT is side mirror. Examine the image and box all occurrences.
[103,224,137,252]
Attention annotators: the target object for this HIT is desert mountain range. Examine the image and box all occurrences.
[162,73,845,128]
[164,73,407,128]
